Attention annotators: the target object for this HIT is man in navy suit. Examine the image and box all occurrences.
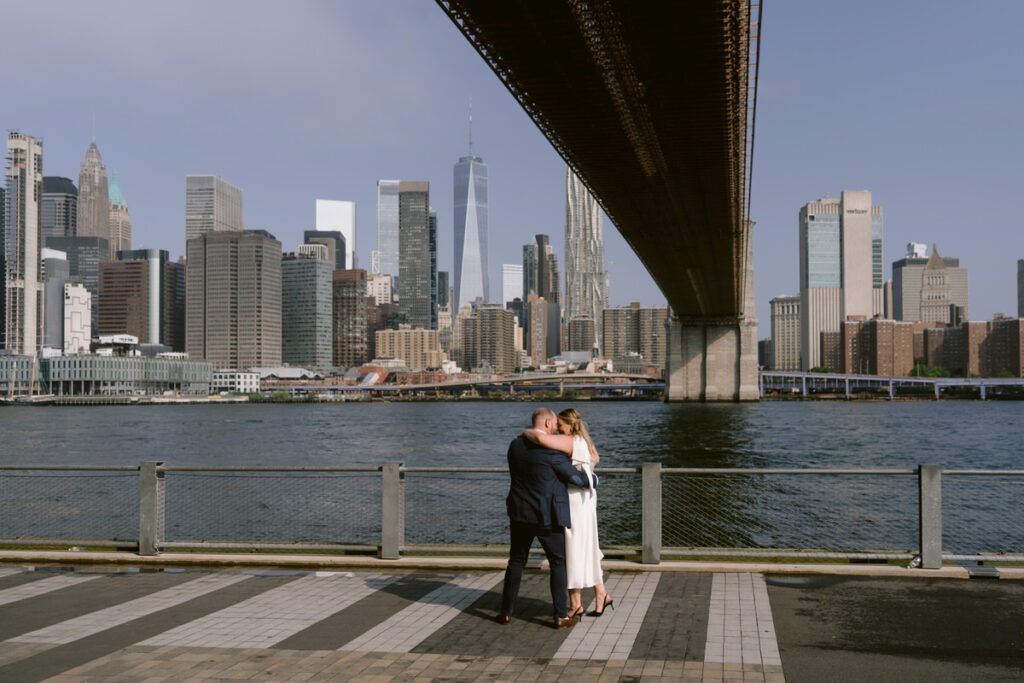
[498,407,596,629]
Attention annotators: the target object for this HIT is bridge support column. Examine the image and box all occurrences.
[665,316,758,402]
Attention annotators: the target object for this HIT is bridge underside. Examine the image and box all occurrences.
[437,0,761,400]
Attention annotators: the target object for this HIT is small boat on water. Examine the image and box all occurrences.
[0,394,55,406]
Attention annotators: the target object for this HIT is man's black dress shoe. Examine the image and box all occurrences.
[553,615,579,629]
[496,614,512,624]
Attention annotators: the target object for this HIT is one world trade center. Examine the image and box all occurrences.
[453,113,489,309]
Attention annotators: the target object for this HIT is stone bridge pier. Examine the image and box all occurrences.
[665,221,758,402]
[665,316,759,401]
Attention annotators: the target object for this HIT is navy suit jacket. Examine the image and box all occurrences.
[505,435,592,529]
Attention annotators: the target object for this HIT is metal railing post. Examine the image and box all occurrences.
[139,461,165,556]
[381,462,405,559]
[918,464,942,569]
[642,462,662,564]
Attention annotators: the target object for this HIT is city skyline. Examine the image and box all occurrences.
[2,2,1022,335]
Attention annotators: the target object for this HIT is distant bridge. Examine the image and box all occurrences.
[264,373,664,399]
[761,371,1024,400]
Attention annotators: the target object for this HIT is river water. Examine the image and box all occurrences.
[1,401,1022,554]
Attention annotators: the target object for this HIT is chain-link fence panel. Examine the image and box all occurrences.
[403,469,642,549]
[662,473,919,553]
[163,471,381,545]
[404,471,508,545]
[0,469,138,542]
[943,474,1024,556]
[595,472,642,548]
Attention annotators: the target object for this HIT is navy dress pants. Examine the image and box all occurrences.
[500,520,569,618]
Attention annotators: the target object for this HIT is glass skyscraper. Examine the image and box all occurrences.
[41,177,77,241]
[453,150,489,308]
[185,175,243,243]
[374,180,400,279]
[798,191,883,370]
[282,251,333,369]
[397,182,433,330]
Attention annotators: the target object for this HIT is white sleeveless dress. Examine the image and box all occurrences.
[565,435,603,589]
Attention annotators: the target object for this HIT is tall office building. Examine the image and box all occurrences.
[42,248,69,350]
[3,132,45,355]
[107,171,131,256]
[429,208,438,330]
[43,236,108,334]
[282,250,332,369]
[460,304,515,374]
[891,243,968,324]
[99,249,183,348]
[799,191,884,370]
[566,317,596,353]
[522,234,561,345]
[315,200,356,269]
[76,140,111,257]
[185,175,243,242]
[523,234,560,304]
[41,177,77,240]
[0,186,4,344]
[526,293,562,367]
[332,269,368,367]
[186,230,281,369]
[367,273,393,306]
[302,229,345,270]
[769,295,801,370]
[502,264,523,305]
[437,271,450,308]
[374,180,400,279]
[397,182,433,329]
[376,326,442,370]
[564,166,608,351]
[602,302,669,370]
[1018,259,1024,318]
[453,130,489,308]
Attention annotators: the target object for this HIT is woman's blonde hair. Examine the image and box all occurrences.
[557,408,597,459]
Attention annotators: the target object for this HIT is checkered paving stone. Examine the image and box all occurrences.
[340,572,503,653]
[628,571,711,662]
[12,573,249,645]
[413,572,572,658]
[274,573,451,650]
[0,573,100,607]
[140,572,397,650]
[0,573,292,682]
[0,571,200,643]
[0,567,787,681]
[704,573,785,682]
[555,572,662,660]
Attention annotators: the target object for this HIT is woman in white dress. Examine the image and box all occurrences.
[523,408,614,618]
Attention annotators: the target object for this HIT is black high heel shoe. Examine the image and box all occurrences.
[586,596,614,617]
[571,606,585,619]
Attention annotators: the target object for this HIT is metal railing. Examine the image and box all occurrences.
[2,462,1023,568]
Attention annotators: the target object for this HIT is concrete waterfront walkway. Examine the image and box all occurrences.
[0,553,1023,682]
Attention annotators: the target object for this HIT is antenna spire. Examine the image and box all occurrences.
[468,98,473,157]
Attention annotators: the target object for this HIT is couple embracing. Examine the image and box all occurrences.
[498,407,614,629]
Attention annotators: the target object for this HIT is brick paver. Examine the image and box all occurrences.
[0,566,787,681]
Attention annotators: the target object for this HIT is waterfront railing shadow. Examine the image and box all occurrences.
[2,463,1023,568]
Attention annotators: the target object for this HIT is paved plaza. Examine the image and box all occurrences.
[0,559,1023,682]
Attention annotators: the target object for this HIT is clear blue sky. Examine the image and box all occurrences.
[2,1,1021,337]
